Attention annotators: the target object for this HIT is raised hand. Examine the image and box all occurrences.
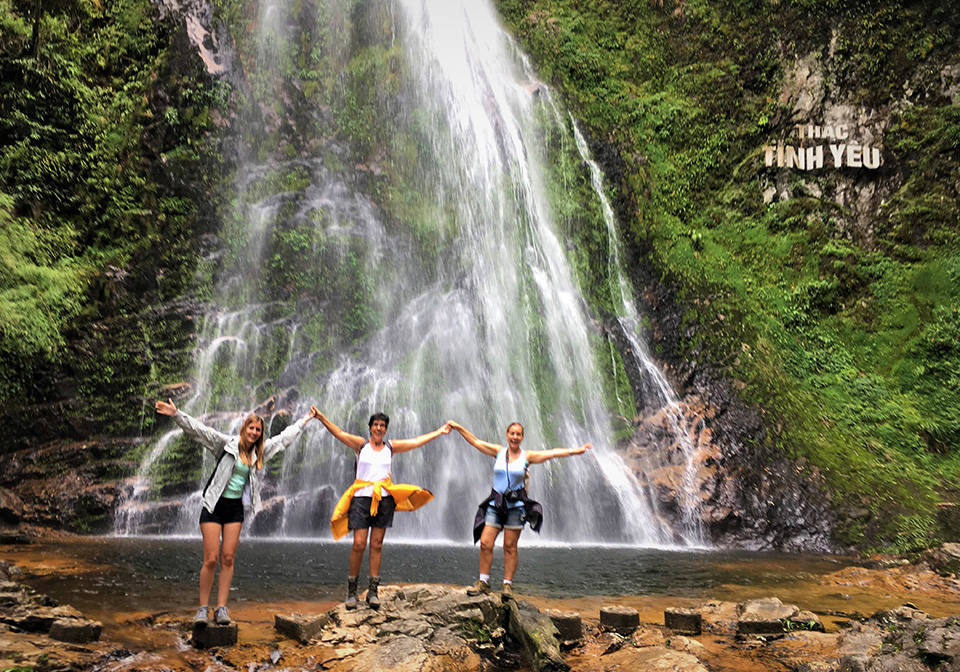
[572,442,593,455]
[155,398,178,416]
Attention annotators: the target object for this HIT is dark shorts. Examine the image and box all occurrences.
[348,495,396,530]
[199,497,244,526]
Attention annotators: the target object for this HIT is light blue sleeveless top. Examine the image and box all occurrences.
[492,448,526,509]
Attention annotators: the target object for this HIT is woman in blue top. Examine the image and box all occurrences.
[448,420,591,599]
[155,398,317,625]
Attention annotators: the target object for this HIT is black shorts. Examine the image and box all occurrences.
[199,497,245,525]
[348,495,396,530]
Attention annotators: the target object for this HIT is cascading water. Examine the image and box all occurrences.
[569,120,706,545]
[117,0,703,548]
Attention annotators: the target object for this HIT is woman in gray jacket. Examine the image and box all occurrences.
[155,398,316,625]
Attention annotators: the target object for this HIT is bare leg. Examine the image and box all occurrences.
[216,522,242,608]
[199,522,222,607]
[503,528,521,581]
[368,527,387,577]
[349,528,369,576]
[478,525,501,575]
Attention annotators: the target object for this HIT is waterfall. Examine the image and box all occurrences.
[116,0,701,547]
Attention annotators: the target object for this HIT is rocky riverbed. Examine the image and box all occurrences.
[5,543,960,672]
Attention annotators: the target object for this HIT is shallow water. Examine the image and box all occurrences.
[7,534,960,656]
[10,536,849,610]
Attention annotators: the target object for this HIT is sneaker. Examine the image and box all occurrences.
[193,606,210,623]
[214,606,230,625]
[501,582,514,601]
[466,579,491,596]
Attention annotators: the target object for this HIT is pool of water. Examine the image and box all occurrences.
[11,536,851,614]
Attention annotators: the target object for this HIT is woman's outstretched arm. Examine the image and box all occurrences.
[391,422,452,454]
[447,420,501,457]
[526,442,592,464]
[310,406,366,453]
[155,398,231,454]
[262,410,317,461]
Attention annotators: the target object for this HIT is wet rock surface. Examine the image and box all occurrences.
[618,391,835,552]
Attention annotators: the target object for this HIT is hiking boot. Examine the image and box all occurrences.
[501,582,514,601]
[366,576,381,610]
[466,579,491,596]
[193,605,210,623]
[345,576,359,610]
[214,606,230,625]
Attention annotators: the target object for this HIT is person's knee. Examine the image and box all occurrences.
[352,538,368,554]
[202,555,219,571]
[220,552,236,568]
[479,538,496,554]
[370,537,384,552]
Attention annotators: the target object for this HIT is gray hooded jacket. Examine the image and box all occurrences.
[173,410,309,515]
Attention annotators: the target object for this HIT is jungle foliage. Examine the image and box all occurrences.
[493,0,960,550]
[0,0,224,417]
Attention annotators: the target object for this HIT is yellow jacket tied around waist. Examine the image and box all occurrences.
[330,478,433,540]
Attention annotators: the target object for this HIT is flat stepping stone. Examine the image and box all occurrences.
[737,613,784,636]
[49,618,102,644]
[275,613,331,644]
[192,621,238,648]
[543,609,582,641]
[665,608,702,635]
[600,606,639,635]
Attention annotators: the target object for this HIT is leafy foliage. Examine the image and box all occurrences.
[0,0,224,429]
[495,0,960,550]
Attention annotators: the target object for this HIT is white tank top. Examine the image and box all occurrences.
[355,441,393,497]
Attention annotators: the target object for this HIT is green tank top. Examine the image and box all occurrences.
[222,459,251,499]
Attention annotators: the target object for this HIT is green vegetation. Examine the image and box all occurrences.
[494,0,960,549]
[0,0,225,435]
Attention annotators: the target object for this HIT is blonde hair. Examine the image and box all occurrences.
[238,413,266,469]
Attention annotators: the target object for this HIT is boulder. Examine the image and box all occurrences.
[507,599,568,672]
[918,543,960,576]
[0,488,24,525]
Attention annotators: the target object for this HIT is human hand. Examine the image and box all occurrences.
[310,405,323,420]
[447,420,462,431]
[572,442,592,455]
[155,398,177,416]
[440,422,452,435]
